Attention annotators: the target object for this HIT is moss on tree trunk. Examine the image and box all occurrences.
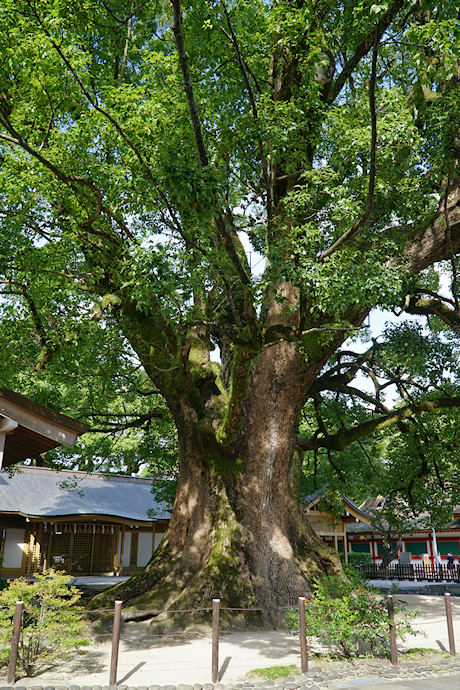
[92,341,343,628]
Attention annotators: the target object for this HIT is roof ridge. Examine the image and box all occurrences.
[15,465,160,483]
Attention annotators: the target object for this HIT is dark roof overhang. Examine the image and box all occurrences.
[0,388,89,468]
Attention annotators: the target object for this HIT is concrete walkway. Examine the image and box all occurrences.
[332,676,460,688]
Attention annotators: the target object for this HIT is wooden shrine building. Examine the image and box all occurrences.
[305,491,373,563]
[0,466,171,577]
[0,387,171,578]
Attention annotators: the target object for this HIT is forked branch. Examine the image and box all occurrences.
[297,396,460,452]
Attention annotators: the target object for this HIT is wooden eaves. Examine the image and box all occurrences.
[0,387,89,469]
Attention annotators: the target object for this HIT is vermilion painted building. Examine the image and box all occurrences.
[305,491,460,565]
[304,491,372,563]
[346,514,460,565]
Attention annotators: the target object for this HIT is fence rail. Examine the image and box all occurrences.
[5,591,458,685]
[358,563,460,582]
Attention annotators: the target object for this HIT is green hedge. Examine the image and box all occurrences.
[348,552,373,566]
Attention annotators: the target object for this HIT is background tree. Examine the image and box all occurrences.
[0,0,459,623]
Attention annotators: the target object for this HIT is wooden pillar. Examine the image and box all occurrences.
[109,601,123,685]
[343,522,348,564]
[89,527,96,575]
[298,596,308,672]
[113,526,120,574]
[119,526,125,575]
[46,529,53,571]
[445,593,456,656]
[26,530,35,576]
[20,529,29,575]
[35,523,43,573]
[212,599,220,683]
[387,595,398,665]
[7,601,23,684]
[68,529,75,574]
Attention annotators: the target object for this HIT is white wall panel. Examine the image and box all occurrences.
[3,528,26,568]
[137,532,153,566]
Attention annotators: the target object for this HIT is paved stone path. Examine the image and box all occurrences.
[3,657,460,690]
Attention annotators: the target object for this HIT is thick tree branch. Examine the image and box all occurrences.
[119,7,133,85]
[310,346,375,394]
[87,408,169,433]
[170,0,209,167]
[406,177,460,273]
[319,24,379,260]
[219,0,269,187]
[297,396,460,452]
[327,0,404,105]
[170,0,258,333]
[215,346,254,446]
[405,294,460,334]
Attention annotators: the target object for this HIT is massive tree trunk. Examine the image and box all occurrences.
[94,341,341,626]
[94,178,460,622]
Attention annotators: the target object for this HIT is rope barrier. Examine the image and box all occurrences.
[3,604,296,615]
[219,606,263,611]
[4,591,459,687]
[123,606,214,614]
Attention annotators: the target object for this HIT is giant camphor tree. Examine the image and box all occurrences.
[1,0,460,623]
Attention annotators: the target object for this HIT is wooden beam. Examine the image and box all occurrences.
[343,522,348,564]
[0,418,18,469]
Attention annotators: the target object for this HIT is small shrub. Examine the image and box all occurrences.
[0,570,91,677]
[284,570,419,658]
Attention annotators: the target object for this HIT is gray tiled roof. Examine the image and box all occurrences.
[304,489,372,521]
[0,466,172,522]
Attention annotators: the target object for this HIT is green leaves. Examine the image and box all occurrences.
[284,571,419,658]
[0,570,90,676]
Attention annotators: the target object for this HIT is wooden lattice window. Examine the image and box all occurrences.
[91,532,116,573]
[37,523,118,574]
[48,532,72,571]
[70,532,92,573]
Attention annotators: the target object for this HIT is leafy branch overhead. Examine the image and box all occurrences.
[0,0,457,443]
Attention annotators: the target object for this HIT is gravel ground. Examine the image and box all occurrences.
[1,594,460,689]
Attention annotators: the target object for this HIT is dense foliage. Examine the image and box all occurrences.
[0,571,90,677]
[284,571,419,658]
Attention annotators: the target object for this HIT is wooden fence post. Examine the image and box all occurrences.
[109,600,123,686]
[445,592,456,656]
[387,595,398,666]
[212,598,220,684]
[7,600,23,685]
[298,596,308,673]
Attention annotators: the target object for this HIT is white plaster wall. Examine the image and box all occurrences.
[154,532,164,550]
[3,528,26,568]
[122,532,131,567]
[137,532,153,567]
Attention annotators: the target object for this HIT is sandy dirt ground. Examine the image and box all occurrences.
[1,594,459,687]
